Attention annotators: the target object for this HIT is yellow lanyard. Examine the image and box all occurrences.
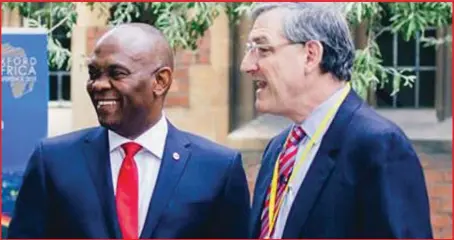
[267,83,351,238]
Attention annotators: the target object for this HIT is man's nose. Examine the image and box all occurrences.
[89,76,111,91]
[240,51,259,74]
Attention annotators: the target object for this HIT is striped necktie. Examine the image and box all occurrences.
[259,125,305,238]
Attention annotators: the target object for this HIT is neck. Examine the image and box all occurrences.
[287,79,346,124]
[116,111,163,140]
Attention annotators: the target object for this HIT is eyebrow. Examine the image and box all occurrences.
[87,61,130,71]
[251,36,269,44]
[108,63,130,71]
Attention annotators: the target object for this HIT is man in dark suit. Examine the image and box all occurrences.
[241,2,433,239]
[8,23,250,239]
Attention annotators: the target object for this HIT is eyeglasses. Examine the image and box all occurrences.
[244,41,305,60]
[244,42,273,57]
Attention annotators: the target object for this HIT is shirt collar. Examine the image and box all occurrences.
[298,84,349,144]
[108,112,168,159]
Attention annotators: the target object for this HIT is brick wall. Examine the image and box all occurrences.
[85,26,212,108]
[418,144,453,239]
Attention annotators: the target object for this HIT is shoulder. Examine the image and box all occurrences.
[40,127,102,149]
[346,105,416,163]
[349,104,409,142]
[175,129,245,180]
[181,130,241,161]
[24,127,103,173]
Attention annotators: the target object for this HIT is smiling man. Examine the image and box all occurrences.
[8,23,250,239]
[242,2,433,239]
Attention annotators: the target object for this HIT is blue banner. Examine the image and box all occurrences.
[2,28,49,236]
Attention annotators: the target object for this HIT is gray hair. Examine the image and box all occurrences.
[250,2,355,81]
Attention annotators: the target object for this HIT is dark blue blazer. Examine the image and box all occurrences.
[250,90,433,239]
[8,121,250,239]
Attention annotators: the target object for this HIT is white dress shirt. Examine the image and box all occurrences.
[272,84,349,238]
[108,114,168,235]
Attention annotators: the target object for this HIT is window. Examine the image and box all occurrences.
[46,5,72,106]
[374,14,437,109]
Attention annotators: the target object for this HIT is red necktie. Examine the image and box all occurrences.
[260,125,305,238]
[116,142,142,239]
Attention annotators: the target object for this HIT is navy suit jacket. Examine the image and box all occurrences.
[250,90,433,238]
[8,121,250,239]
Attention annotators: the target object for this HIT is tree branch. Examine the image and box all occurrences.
[373,26,393,41]
[48,5,76,33]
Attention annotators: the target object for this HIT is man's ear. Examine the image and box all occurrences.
[153,67,173,97]
[304,40,324,73]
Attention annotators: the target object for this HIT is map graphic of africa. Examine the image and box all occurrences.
[1,43,37,99]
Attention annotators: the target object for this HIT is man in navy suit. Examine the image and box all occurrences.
[241,2,433,239]
[8,23,250,239]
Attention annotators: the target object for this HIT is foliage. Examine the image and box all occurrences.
[2,2,254,70]
[343,2,452,98]
[2,2,76,70]
[2,2,452,98]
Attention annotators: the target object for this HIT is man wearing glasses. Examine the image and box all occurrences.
[242,2,433,239]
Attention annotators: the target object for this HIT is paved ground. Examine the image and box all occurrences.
[230,110,452,142]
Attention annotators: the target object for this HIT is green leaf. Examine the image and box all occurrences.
[406,17,416,41]
[391,70,401,96]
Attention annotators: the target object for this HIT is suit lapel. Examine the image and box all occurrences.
[82,127,122,239]
[140,121,191,238]
[282,89,363,238]
[250,129,290,237]
[281,144,336,238]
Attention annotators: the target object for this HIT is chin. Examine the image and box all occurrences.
[255,101,271,114]
[255,101,285,117]
[98,117,122,131]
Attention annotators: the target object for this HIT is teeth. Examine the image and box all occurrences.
[97,100,117,108]
[254,80,267,88]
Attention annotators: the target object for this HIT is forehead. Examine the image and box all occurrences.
[248,9,287,44]
[88,33,151,68]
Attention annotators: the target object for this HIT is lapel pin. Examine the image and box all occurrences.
[173,152,180,160]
